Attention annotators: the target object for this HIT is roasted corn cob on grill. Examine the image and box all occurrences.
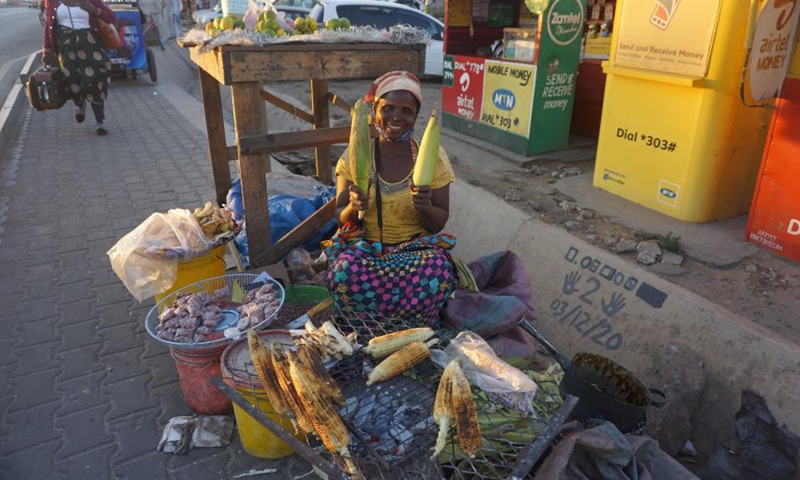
[366,338,438,386]
[431,359,481,459]
[288,349,362,479]
[450,360,482,457]
[246,330,291,418]
[431,359,456,460]
[364,327,435,358]
[270,342,315,434]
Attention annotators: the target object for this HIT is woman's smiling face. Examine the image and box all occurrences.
[374,90,419,141]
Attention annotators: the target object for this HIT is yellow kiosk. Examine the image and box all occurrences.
[593,0,782,222]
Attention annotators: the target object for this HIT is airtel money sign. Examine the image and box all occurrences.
[747,0,800,101]
[547,0,585,46]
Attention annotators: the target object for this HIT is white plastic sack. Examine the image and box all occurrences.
[431,331,539,415]
[107,209,214,301]
[242,0,294,32]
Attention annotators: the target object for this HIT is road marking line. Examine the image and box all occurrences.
[0,49,38,161]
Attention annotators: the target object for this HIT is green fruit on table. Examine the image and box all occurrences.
[264,28,276,37]
[266,18,279,30]
[266,9,277,20]
[306,17,317,31]
[213,17,222,29]
[276,28,286,37]
[220,16,235,30]
[339,17,351,29]
[294,16,306,30]
[325,18,340,30]
[234,19,245,29]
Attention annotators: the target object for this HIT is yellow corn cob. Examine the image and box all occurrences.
[247,330,290,418]
[365,327,436,358]
[349,99,372,221]
[295,342,345,406]
[287,350,362,479]
[270,342,315,434]
[450,358,481,457]
[412,110,440,187]
[430,359,457,460]
[365,338,437,386]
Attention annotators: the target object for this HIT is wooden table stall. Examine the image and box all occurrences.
[186,42,426,268]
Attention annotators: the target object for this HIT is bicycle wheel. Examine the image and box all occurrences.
[146,48,157,83]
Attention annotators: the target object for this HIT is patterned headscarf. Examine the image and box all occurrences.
[363,71,423,106]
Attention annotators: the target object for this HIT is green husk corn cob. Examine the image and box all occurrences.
[349,99,372,220]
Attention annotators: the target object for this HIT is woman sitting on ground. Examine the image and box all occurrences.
[325,71,457,325]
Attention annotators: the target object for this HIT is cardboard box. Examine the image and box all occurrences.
[245,263,292,289]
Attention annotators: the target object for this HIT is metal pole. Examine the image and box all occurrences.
[507,394,579,480]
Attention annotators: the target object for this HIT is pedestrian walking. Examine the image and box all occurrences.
[42,0,116,135]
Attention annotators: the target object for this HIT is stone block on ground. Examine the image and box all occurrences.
[635,241,662,265]
[645,343,707,456]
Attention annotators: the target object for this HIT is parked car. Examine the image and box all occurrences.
[386,0,424,11]
[193,2,310,25]
[192,3,223,25]
[309,0,443,76]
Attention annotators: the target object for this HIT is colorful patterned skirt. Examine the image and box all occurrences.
[324,224,458,326]
[55,26,111,106]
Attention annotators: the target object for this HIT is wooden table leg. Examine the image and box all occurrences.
[198,67,232,206]
[231,81,271,268]
[311,78,333,186]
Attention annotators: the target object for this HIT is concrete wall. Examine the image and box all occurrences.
[447,180,800,454]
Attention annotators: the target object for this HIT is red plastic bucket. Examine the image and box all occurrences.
[171,344,232,414]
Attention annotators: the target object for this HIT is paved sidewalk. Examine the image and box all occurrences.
[0,81,311,479]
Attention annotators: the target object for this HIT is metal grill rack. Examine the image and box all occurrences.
[213,310,577,480]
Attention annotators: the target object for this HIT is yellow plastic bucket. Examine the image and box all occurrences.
[154,245,227,305]
[221,330,299,459]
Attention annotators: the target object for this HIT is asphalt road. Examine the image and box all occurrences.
[0,5,42,108]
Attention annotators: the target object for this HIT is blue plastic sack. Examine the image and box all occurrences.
[227,178,337,267]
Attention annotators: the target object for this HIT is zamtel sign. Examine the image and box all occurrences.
[493,89,516,110]
[547,0,585,46]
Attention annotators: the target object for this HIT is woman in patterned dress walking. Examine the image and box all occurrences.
[42,0,115,135]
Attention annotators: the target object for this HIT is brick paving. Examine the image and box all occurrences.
[0,82,312,479]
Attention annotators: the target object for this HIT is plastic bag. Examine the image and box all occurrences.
[431,331,538,415]
[242,0,261,31]
[107,209,215,301]
[242,0,295,32]
[227,178,338,268]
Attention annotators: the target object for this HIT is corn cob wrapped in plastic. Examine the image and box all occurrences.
[366,338,437,386]
[349,99,372,220]
[412,110,440,187]
[364,327,435,358]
